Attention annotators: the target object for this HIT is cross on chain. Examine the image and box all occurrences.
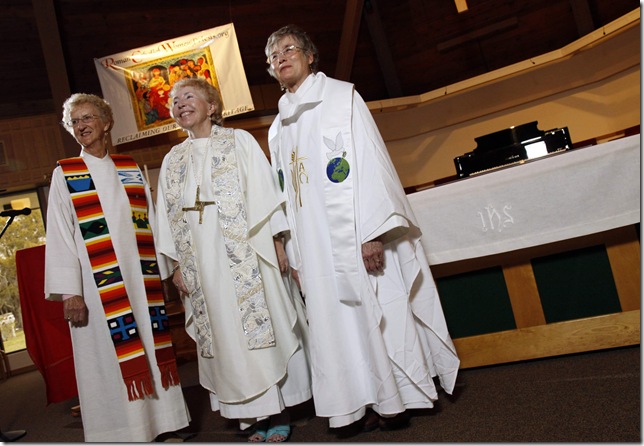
[182,186,215,224]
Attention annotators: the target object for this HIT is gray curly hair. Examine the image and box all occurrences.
[61,93,114,135]
[265,24,319,81]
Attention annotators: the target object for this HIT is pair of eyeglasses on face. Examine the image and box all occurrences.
[66,114,100,127]
[267,45,302,65]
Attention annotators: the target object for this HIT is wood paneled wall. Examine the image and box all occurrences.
[0,115,66,194]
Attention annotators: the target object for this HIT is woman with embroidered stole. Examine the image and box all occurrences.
[155,78,311,442]
[264,25,461,435]
[44,93,191,442]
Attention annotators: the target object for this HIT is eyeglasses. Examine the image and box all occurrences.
[66,114,101,127]
[267,45,302,65]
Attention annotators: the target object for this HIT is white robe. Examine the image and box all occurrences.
[155,128,311,421]
[44,151,191,442]
[268,72,461,428]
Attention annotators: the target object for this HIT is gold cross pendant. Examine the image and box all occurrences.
[182,186,215,224]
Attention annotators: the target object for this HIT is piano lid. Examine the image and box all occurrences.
[454,121,573,178]
[473,121,543,153]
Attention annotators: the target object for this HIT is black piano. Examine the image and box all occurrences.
[454,121,573,178]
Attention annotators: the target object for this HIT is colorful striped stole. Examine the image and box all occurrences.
[58,155,179,401]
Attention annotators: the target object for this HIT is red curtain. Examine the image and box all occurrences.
[15,245,78,404]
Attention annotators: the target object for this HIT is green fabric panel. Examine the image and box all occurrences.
[436,266,516,339]
[531,245,622,323]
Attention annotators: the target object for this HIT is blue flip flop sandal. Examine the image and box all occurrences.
[266,424,291,442]
[248,419,270,442]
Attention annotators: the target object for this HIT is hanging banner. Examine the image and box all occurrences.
[94,23,254,146]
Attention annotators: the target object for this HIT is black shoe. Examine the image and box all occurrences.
[333,419,365,439]
[362,409,380,432]
[155,431,196,442]
[0,430,27,442]
[378,412,410,431]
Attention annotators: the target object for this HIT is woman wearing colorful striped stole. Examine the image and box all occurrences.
[44,93,191,442]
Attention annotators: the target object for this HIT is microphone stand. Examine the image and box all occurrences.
[0,215,27,441]
[0,215,16,240]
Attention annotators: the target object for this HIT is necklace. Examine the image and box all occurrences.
[181,137,215,224]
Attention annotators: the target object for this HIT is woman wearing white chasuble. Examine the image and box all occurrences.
[264,25,460,435]
[44,93,191,442]
[155,78,311,442]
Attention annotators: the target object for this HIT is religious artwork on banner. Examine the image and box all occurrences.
[126,49,220,131]
[95,23,253,146]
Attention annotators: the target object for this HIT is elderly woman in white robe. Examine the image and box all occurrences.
[264,24,461,435]
[44,93,191,442]
[155,78,311,442]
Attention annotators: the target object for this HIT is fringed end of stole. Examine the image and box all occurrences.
[159,362,181,390]
[125,372,154,401]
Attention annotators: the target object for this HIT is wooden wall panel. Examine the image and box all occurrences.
[0,115,65,192]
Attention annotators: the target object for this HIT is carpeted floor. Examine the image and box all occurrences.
[0,345,639,442]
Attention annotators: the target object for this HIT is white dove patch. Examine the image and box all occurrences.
[324,132,350,183]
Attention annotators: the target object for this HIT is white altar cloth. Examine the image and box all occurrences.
[408,135,640,265]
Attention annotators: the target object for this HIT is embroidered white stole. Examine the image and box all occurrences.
[164,126,275,357]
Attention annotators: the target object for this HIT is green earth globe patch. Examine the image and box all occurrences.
[326,157,350,183]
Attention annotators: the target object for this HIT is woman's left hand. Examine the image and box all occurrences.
[362,240,384,274]
[274,238,289,273]
[172,267,189,295]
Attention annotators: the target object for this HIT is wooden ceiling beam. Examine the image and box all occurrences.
[335,0,364,81]
[568,0,595,36]
[363,0,402,98]
[31,0,77,157]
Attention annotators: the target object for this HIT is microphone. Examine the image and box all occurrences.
[0,208,32,218]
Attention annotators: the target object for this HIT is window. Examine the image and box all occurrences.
[0,191,45,353]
